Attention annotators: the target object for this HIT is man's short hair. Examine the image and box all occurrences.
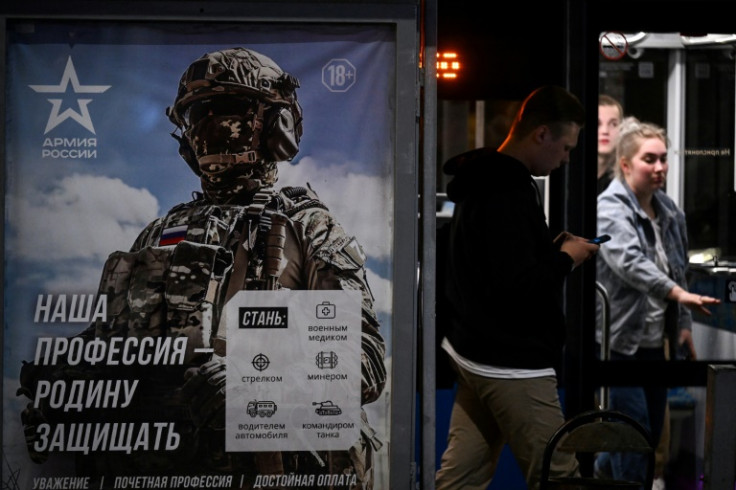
[599,94,624,119]
[510,86,585,139]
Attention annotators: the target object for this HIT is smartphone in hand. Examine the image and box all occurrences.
[587,234,611,245]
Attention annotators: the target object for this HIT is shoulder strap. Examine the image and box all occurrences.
[279,185,329,217]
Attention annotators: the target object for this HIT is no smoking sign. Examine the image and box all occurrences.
[599,31,629,61]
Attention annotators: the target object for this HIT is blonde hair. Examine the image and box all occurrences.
[613,117,668,179]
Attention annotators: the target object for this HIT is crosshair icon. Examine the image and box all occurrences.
[252,353,270,371]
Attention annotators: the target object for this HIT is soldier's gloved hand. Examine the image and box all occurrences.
[180,358,226,431]
[17,360,41,401]
[20,403,49,464]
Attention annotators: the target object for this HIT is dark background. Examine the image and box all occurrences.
[436,0,567,100]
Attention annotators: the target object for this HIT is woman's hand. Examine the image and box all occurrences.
[668,286,721,316]
[678,329,697,361]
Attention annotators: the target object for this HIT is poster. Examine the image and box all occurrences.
[3,20,395,490]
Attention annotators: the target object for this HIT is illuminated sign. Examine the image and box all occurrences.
[436,51,460,79]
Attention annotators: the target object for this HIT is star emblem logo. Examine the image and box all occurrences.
[29,56,111,135]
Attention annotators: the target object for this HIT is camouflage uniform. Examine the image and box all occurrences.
[82,184,385,488]
[18,47,387,490]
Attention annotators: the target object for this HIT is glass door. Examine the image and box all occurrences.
[595,30,736,488]
[598,31,736,363]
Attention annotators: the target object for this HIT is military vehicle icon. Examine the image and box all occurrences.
[313,401,342,416]
[247,400,277,418]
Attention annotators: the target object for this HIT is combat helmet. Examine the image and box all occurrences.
[167,48,303,201]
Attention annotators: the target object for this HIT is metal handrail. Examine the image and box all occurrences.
[595,281,611,409]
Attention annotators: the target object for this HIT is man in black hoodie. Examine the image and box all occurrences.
[435,86,600,490]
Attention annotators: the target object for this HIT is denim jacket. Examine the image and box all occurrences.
[596,178,692,355]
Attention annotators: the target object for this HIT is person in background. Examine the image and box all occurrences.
[435,85,600,490]
[595,117,720,489]
[597,99,670,489]
[597,94,624,194]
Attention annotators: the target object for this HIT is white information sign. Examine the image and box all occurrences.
[224,290,362,452]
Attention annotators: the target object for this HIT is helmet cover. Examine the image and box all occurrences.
[167,48,303,202]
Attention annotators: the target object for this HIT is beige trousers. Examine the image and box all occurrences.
[435,365,579,490]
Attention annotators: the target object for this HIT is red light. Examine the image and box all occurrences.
[437,52,461,80]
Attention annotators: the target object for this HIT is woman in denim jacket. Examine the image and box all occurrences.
[595,118,720,488]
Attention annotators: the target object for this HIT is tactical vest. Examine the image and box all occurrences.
[24,186,381,488]
[92,186,327,366]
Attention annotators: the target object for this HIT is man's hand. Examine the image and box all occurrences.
[556,232,600,268]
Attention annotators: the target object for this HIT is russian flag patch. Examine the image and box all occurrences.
[160,224,188,246]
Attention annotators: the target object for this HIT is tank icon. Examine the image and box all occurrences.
[246,400,277,418]
[313,400,342,416]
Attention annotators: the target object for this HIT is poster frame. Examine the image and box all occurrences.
[0,2,421,489]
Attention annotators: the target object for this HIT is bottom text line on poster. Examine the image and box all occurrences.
[31,473,359,489]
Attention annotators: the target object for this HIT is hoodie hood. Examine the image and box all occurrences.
[443,147,531,203]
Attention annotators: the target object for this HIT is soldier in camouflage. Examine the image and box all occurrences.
[19,47,386,489]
